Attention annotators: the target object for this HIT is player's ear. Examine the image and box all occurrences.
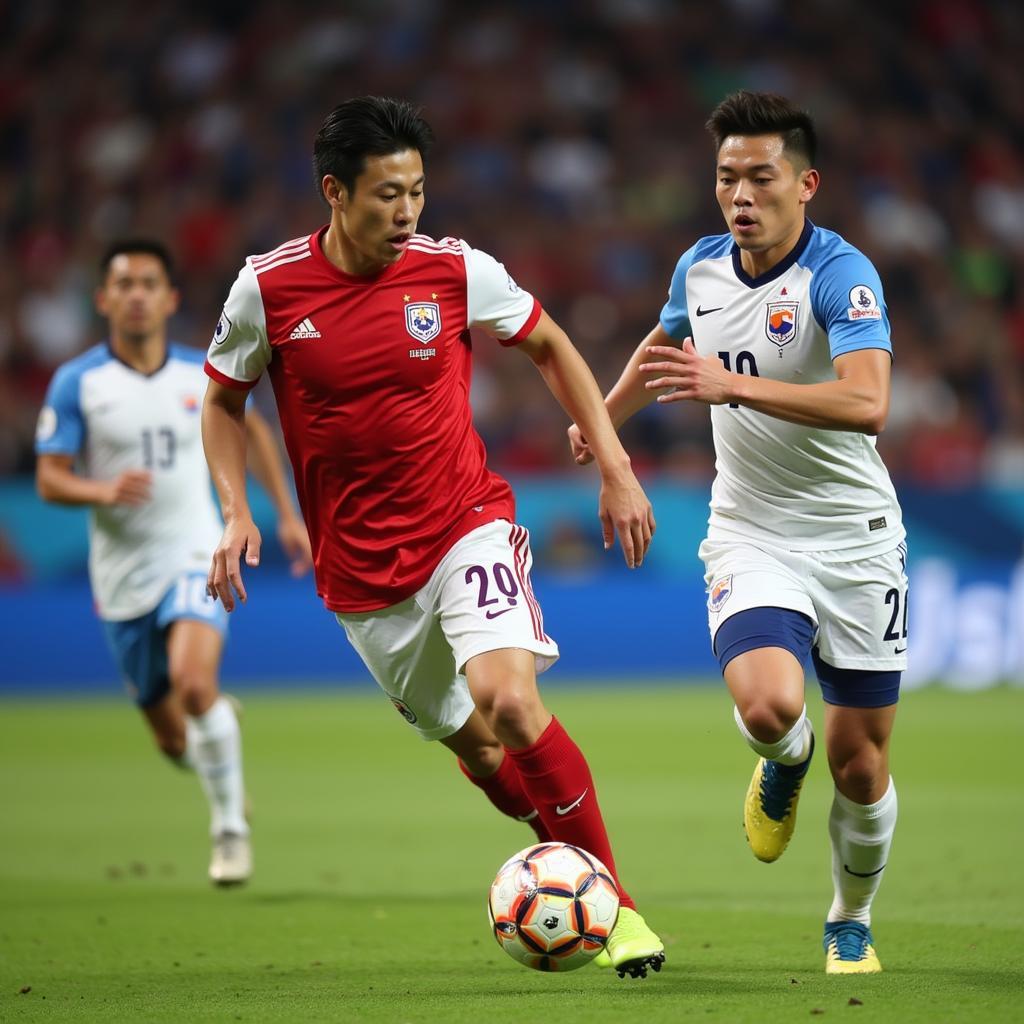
[322,175,346,212]
[94,285,109,318]
[799,167,820,204]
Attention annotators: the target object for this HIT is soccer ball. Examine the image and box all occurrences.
[487,842,620,972]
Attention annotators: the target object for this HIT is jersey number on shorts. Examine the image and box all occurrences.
[171,575,218,618]
[718,351,760,409]
[465,563,519,616]
[882,586,909,643]
[141,427,176,469]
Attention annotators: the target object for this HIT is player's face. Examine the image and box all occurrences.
[334,149,425,273]
[96,253,178,342]
[715,134,818,263]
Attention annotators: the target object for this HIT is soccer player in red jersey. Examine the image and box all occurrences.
[202,96,664,977]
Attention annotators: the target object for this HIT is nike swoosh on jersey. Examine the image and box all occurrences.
[555,789,588,815]
[485,607,514,619]
[695,305,724,317]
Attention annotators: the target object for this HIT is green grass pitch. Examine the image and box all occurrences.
[2,683,1022,1023]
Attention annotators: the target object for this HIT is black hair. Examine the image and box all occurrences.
[706,91,817,168]
[100,239,175,281]
[312,95,435,199]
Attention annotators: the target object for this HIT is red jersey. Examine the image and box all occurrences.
[205,229,542,612]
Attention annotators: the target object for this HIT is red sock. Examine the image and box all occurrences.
[458,755,551,844]
[504,716,634,910]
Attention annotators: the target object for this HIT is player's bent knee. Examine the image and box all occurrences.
[740,699,802,744]
[485,688,547,748]
[170,672,218,717]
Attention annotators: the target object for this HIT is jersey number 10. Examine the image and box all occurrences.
[718,351,759,409]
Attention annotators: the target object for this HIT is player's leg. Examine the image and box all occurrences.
[702,541,817,862]
[819,700,897,974]
[139,693,189,764]
[440,709,551,843]
[440,521,662,978]
[102,608,186,762]
[155,573,249,885]
[463,647,662,978]
[717,612,816,863]
[165,618,250,885]
[812,543,906,973]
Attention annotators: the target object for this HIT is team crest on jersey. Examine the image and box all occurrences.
[213,310,232,346]
[36,406,57,442]
[182,394,199,413]
[708,574,733,613]
[765,302,798,351]
[405,302,441,343]
[390,697,418,725]
[847,285,882,321]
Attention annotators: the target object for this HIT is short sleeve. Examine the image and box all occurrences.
[659,244,699,340]
[809,253,892,359]
[461,241,541,346]
[35,363,85,456]
[204,262,271,390]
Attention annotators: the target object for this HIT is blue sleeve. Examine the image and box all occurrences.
[809,252,892,359]
[659,244,699,340]
[35,364,85,455]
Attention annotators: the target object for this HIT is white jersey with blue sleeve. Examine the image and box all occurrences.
[35,343,223,621]
[659,221,903,557]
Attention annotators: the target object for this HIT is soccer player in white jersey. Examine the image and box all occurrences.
[570,91,906,974]
[35,240,311,886]
[202,96,664,977]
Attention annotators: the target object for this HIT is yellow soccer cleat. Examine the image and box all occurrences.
[591,907,665,979]
[824,921,882,974]
[743,735,814,863]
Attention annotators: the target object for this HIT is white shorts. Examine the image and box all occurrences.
[699,537,909,672]
[336,520,560,741]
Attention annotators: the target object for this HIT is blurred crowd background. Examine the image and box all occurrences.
[2,0,1022,488]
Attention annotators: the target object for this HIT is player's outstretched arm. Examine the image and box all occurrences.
[244,407,312,578]
[36,453,152,508]
[640,343,891,433]
[518,311,655,568]
[203,379,261,611]
[567,321,675,466]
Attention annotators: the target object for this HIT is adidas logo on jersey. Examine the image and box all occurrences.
[289,318,321,339]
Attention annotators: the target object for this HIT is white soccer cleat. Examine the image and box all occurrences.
[209,831,252,887]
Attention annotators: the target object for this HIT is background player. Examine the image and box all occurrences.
[36,239,312,886]
[201,96,664,977]
[570,91,905,974]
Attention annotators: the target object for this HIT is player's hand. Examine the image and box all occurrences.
[208,516,262,612]
[567,423,594,466]
[101,470,152,507]
[277,513,313,577]
[598,471,656,569]
[640,338,735,405]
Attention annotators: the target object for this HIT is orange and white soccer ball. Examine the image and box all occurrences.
[487,842,620,972]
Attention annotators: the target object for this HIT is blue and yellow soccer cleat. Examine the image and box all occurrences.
[824,920,882,974]
[743,734,814,862]
[592,907,665,978]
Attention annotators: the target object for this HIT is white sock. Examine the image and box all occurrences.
[185,696,248,838]
[828,778,897,925]
[733,704,813,765]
